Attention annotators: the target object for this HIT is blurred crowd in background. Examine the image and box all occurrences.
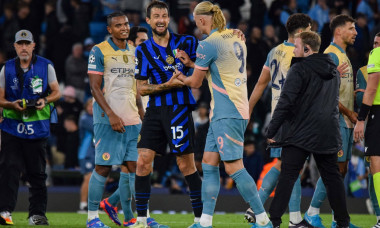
[0,0,378,200]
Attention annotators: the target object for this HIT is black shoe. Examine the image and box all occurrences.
[28,215,49,225]
[373,221,380,228]
[289,219,315,228]
[244,208,256,223]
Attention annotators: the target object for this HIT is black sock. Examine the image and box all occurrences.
[135,174,151,217]
[185,171,203,218]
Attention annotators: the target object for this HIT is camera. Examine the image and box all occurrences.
[19,99,38,109]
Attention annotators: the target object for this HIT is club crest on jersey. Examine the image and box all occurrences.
[102,152,110,161]
[123,55,129,63]
[166,55,174,65]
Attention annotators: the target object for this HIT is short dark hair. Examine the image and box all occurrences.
[286,13,312,36]
[107,11,127,26]
[330,14,355,34]
[295,31,321,52]
[146,0,169,19]
[128,26,148,43]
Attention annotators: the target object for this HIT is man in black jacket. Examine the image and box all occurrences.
[266,31,350,228]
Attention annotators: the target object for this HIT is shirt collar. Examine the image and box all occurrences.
[331,42,345,53]
[107,37,129,51]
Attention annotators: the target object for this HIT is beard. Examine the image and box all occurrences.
[152,27,168,37]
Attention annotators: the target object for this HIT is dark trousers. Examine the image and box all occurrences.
[269,146,350,227]
[0,131,48,216]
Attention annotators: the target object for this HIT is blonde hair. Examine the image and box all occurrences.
[194,1,226,32]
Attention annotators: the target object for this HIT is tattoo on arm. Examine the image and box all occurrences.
[137,80,170,96]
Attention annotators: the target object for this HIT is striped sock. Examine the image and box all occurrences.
[135,174,151,217]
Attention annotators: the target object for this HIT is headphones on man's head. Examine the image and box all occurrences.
[304,46,309,53]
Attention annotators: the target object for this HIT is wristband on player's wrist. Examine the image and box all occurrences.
[357,103,371,121]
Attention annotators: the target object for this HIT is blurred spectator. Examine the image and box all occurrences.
[70,0,91,43]
[54,86,83,155]
[308,0,329,33]
[0,3,19,58]
[65,42,87,102]
[247,27,270,92]
[311,19,319,32]
[56,0,73,25]
[83,37,95,59]
[44,0,61,60]
[249,0,267,29]
[63,115,79,169]
[263,24,280,49]
[356,0,378,31]
[78,99,94,211]
[297,0,311,13]
[320,8,337,52]
[178,0,197,35]
[215,0,244,26]
[0,51,6,70]
[100,0,121,18]
[237,20,249,37]
[353,13,371,68]
[279,0,299,40]
[222,9,235,29]
[243,135,264,182]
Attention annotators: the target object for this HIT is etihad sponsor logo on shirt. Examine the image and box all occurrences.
[110,68,135,78]
[163,62,183,71]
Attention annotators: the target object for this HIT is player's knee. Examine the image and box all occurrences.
[136,159,151,175]
[177,161,196,176]
[95,165,111,177]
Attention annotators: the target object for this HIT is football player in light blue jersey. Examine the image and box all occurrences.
[175,2,272,228]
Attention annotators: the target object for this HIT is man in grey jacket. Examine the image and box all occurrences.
[266,31,350,228]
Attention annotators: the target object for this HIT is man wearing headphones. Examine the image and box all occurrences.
[266,31,350,228]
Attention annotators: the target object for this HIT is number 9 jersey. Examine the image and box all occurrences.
[264,41,295,114]
[194,29,249,121]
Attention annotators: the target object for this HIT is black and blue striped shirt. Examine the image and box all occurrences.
[135,32,198,107]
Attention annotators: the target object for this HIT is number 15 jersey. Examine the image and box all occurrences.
[194,29,248,121]
[264,41,295,114]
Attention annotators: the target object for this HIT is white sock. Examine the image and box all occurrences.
[80,202,87,210]
[307,206,320,216]
[88,210,98,220]
[289,211,302,224]
[194,217,200,223]
[200,214,213,227]
[255,212,270,226]
[147,209,150,218]
[137,217,147,225]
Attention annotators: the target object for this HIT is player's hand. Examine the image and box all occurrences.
[354,120,365,142]
[12,100,26,112]
[108,112,125,133]
[173,69,187,82]
[35,98,46,110]
[337,62,349,78]
[176,50,194,68]
[167,71,185,88]
[267,138,276,144]
[232,29,246,42]
[348,110,358,124]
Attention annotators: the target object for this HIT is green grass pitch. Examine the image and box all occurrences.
[8,213,376,227]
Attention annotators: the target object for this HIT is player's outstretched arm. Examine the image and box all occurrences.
[89,73,125,133]
[136,77,184,96]
[174,69,206,89]
[248,67,271,117]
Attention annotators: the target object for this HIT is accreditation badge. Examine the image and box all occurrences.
[31,76,42,94]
